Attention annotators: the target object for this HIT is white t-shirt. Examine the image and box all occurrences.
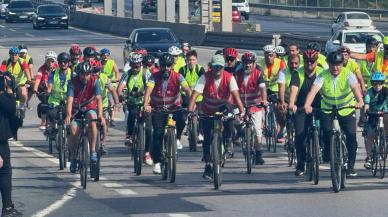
[194,74,239,94]
[277,71,285,84]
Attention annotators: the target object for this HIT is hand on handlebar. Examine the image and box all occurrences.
[144,105,152,113]
[355,101,364,109]
[288,104,297,114]
[65,114,71,125]
[304,105,313,114]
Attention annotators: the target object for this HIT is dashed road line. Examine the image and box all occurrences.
[9,28,16,32]
[168,214,192,217]
[25,33,35,37]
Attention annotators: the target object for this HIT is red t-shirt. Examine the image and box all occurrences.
[36,64,58,92]
[365,52,376,62]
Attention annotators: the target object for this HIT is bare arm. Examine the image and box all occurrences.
[181,85,192,99]
[351,83,364,105]
[188,91,200,112]
[47,83,53,94]
[288,85,299,111]
[278,83,285,105]
[354,69,366,94]
[113,63,119,81]
[33,77,41,93]
[96,95,103,119]
[117,83,125,97]
[260,85,267,104]
[303,84,320,113]
[350,53,367,60]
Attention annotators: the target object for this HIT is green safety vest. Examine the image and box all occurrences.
[99,73,109,108]
[259,58,281,92]
[320,68,356,116]
[126,68,146,105]
[101,59,115,80]
[291,66,323,100]
[48,68,72,106]
[7,59,27,85]
[317,54,328,70]
[21,55,31,64]
[360,59,374,88]
[182,64,203,102]
[283,67,294,103]
[173,55,186,73]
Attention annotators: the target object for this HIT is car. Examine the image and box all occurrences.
[232,6,241,23]
[5,0,35,23]
[325,29,384,54]
[212,5,241,23]
[32,4,69,29]
[123,27,180,63]
[331,11,374,34]
[232,0,249,20]
[0,0,10,18]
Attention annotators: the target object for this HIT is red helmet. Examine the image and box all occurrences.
[224,47,238,58]
[241,51,256,63]
[133,47,148,56]
[303,49,318,60]
[70,44,81,55]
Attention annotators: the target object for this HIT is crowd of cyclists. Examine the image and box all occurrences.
[2,35,388,188]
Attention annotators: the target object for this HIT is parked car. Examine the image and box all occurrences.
[232,0,249,20]
[212,5,241,23]
[32,4,68,29]
[123,27,180,63]
[325,29,384,54]
[5,0,35,23]
[331,11,374,35]
[0,0,10,18]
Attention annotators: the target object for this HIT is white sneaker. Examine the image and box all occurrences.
[198,134,204,142]
[144,152,154,166]
[39,125,46,130]
[177,139,183,150]
[153,163,161,174]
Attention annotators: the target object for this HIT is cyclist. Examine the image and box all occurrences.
[284,43,303,66]
[275,45,286,60]
[65,61,103,173]
[235,51,267,165]
[288,49,323,176]
[304,51,364,177]
[168,46,186,73]
[83,47,102,73]
[223,47,243,75]
[260,44,287,143]
[100,48,120,126]
[33,51,58,130]
[278,54,301,111]
[363,72,388,169]
[340,46,366,94]
[46,52,73,138]
[69,44,83,71]
[117,53,153,165]
[188,54,244,179]
[143,54,159,74]
[143,53,192,174]
[18,45,34,109]
[2,47,31,108]
[307,42,328,70]
[181,42,191,56]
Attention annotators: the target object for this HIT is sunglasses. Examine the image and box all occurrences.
[372,82,384,85]
[212,65,224,71]
[162,63,173,67]
[226,57,236,62]
[59,61,68,64]
[304,58,317,64]
[265,53,275,57]
[243,60,254,65]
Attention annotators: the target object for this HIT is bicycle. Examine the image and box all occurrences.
[285,110,296,167]
[264,94,277,153]
[14,90,26,141]
[199,111,234,190]
[132,104,146,176]
[304,108,321,185]
[187,111,199,152]
[72,112,100,189]
[366,111,388,179]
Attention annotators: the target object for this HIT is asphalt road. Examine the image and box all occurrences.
[1,21,388,217]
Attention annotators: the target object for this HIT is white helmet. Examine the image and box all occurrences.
[45,51,57,61]
[263,44,276,53]
[275,46,286,56]
[129,52,143,64]
[168,46,182,55]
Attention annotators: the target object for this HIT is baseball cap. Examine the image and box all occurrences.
[211,54,225,67]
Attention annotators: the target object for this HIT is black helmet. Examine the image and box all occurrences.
[159,53,174,66]
[307,42,321,52]
[365,36,380,46]
[83,47,97,57]
[76,61,92,74]
[57,52,71,62]
[326,51,344,65]
[143,54,155,65]
[18,44,27,51]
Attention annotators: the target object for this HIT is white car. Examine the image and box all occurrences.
[0,0,9,18]
[325,29,384,54]
[331,11,374,34]
[232,0,249,20]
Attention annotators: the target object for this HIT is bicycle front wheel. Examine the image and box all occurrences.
[378,129,386,179]
[312,129,320,185]
[245,126,253,174]
[330,133,342,193]
[135,123,145,176]
[188,118,198,152]
[167,128,177,183]
[58,124,65,170]
[212,131,222,189]
[93,130,102,181]
[80,136,89,189]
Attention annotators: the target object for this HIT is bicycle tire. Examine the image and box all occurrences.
[372,139,378,177]
[168,128,177,183]
[312,129,320,185]
[161,133,168,180]
[306,136,313,182]
[330,133,342,193]
[245,126,252,174]
[188,118,198,152]
[271,111,277,153]
[286,123,295,167]
[378,128,386,179]
[135,123,145,176]
[80,136,89,189]
[94,130,101,181]
[212,131,222,190]
[133,122,140,174]
[58,124,65,170]
[265,113,271,151]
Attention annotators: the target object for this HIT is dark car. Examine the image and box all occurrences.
[5,0,35,23]
[123,27,180,63]
[32,4,68,29]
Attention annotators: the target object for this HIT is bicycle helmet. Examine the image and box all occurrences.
[45,51,57,61]
[275,46,286,56]
[303,49,318,60]
[159,53,174,66]
[224,47,238,58]
[181,42,191,50]
[132,47,148,56]
[307,42,321,52]
[241,51,256,63]
[263,44,276,53]
[326,51,344,65]
[57,52,71,62]
[168,46,182,56]
[70,44,82,55]
[129,53,143,64]
[18,44,28,53]
[339,46,351,54]
[9,47,20,55]
[77,61,92,74]
[100,48,110,55]
[83,46,97,57]
[371,72,386,82]
[143,54,155,65]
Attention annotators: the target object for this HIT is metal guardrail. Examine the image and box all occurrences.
[250,3,388,15]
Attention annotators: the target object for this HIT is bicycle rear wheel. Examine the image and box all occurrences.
[94,130,102,181]
[161,134,168,180]
[135,123,145,176]
[188,118,198,152]
[330,133,342,193]
[371,141,378,177]
[212,131,222,189]
[286,124,295,167]
[58,124,65,170]
[80,136,89,189]
[312,130,320,185]
[167,128,177,183]
[306,135,313,182]
[378,129,386,179]
[271,112,277,153]
[245,126,253,174]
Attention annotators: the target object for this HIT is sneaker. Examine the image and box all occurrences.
[346,168,358,177]
[294,169,304,176]
[198,134,204,142]
[202,164,213,180]
[2,204,22,217]
[144,152,153,166]
[70,159,78,173]
[254,151,265,165]
[276,133,285,143]
[153,163,161,174]
[177,139,183,150]
[364,158,372,169]
[39,125,46,130]
[90,152,98,163]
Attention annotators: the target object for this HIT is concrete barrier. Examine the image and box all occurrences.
[70,11,206,45]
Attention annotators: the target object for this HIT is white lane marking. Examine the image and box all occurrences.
[69,26,126,39]
[114,189,137,195]
[31,183,79,217]
[0,25,5,28]
[103,182,138,195]
[102,182,123,188]
[25,33,34,37]
[168,214,192,217]
[9,28,16,32]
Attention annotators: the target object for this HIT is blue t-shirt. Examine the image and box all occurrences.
[48,70,68,88]
[364,87,388,112]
